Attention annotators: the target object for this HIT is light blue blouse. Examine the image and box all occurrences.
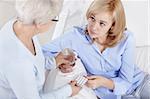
[42,26,145,99]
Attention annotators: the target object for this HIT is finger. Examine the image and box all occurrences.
[70,62,75,67]
[86,83,92,88]
[63,65,73,69]
[56,52,64,58]
[61,59,70,64]
[66,68,73,72]
[70,80,76,85]
[61,68,73,73]
[59,63,72,69]
[86,76,97,80]
[59,68,67,73]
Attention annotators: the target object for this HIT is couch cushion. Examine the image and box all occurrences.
[135,46,150,73]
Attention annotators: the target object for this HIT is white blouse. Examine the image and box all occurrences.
[0,19,72,99]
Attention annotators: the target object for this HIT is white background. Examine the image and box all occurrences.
[0,0,149,46]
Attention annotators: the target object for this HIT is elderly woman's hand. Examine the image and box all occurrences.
[55,52,69,66]
[55,52,75,73]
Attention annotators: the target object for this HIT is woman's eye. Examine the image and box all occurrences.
[100,22,105,27]
[90,16,95,22]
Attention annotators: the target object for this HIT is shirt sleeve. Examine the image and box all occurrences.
[42,31,74,70]
[42,38,63,70]
[4,60,72,99]
[41,84,72,99]
[111,33,136,95]
[44,56,57,70]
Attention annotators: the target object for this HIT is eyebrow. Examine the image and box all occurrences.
[99,20,108,24]
[91,14,108,24]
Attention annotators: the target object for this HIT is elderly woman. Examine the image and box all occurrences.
[42,0,150,99]
[0,0,81,99]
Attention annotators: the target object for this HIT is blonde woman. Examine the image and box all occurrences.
[0,0,81,99]
[43,0,150,99]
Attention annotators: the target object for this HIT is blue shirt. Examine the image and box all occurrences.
[42,26,145,99]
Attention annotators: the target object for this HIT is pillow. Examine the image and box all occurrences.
[135,46,150,73]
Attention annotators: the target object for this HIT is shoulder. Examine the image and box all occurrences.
[120,30,135,46]
[124,30,135,41]
[0,19,16,45]
[112,30,135,51]
[0,19,15,34]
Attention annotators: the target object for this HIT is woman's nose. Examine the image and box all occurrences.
[92,23,99,32]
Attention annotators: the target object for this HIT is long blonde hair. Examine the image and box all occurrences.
[86,0,126,47]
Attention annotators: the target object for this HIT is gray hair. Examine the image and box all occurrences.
[15,0,63,24]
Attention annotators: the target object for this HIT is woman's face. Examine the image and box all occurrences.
[87,11,113,39]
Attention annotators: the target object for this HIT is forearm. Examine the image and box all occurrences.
[42,84,72,99]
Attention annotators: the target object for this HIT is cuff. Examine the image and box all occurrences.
[57,84,72,97]
[45,56,57,70]
[111,77,130,95]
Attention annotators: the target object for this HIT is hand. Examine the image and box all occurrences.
[55,52,76,73]
[69,80,81,96]
[58,64,73,73]
[55,52,70,66]
[86,75,104,89]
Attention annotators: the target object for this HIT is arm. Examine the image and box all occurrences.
[111,33,136,95]
[87,33,136,95]
[86,75,114,90]
[42,31,74,70]
[43,38,63,70]
[5,60,72,99]
[42,85,72,99]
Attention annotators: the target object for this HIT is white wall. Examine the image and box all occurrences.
[0,0,55,45]
[147,0,149,46]
[122,0,149,46]
[0,1,16,28]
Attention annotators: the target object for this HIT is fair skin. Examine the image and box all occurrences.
[55,52,76,73]
[86,11,115,90]
[58,11,115,90]
[13,20,81,96]
[13,20,53,55]
[87,11,113,52]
